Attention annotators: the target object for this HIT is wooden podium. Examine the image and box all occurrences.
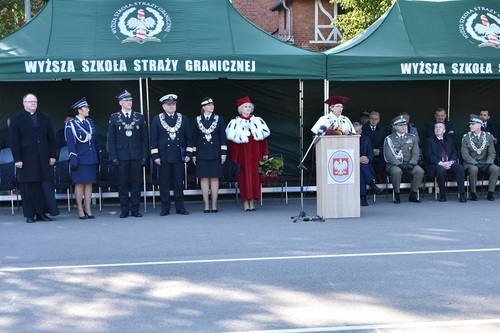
[315,135,360,218]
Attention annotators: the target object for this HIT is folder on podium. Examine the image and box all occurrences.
[315,135,360,218]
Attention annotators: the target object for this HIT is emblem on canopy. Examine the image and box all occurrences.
[111,4,172,44]
[459,8,500,49]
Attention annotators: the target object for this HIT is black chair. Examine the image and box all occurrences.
[98,159,119,211]
[260,153,288,206]
[221,161,239,204]
[53,160,73,212]
[0,161,17,214]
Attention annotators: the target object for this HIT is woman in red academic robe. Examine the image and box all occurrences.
[226,96,270,211]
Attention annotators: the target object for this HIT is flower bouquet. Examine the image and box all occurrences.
[325,126,344,135]
[259,156,284,184]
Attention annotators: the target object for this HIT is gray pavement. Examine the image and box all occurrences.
[1,193,500,333]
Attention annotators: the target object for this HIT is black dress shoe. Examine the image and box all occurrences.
[470,193,478,201]
[211,209,218,213]
[84,212,95,219]
[459,193,467,203]
[204,210,210,213]
[393,193,400,204]
[131,212,142,217]
[176,209,189,215]
[438,195,446,202]
[160,210,169,216]
[36,214,52,221]
[26,217,35,223]
[120,213,129,218]
[487,192,495,201]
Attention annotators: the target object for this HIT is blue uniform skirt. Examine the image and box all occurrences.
[72,164,97,184]
[196,159,223,178]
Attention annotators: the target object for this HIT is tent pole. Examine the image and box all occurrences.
[139,77,148,212]
[447,80,451,120]
[324,79,329,115]
[299,79,304,155]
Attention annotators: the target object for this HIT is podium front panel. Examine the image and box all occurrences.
[315,136,360,218]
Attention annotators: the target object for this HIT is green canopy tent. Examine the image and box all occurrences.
[0,0,327,187]
[323,0,500,135]
[0,0,325,80]
[326,0,500,81]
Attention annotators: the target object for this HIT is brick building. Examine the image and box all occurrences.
[231,0,342,52]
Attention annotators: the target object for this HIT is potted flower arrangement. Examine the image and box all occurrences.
[259,156,284,184]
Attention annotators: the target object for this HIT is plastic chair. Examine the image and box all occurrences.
[53,160,73,212]
[221,161,239,204]
[98,159,119,211]
[0,148,14,163]
[0,161,17,214]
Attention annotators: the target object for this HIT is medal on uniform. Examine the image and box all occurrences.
[126,130,132,137]
[197,115,218,142]
[169,131,177,140]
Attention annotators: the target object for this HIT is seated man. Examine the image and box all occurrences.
[425,122,466,202]
[362,111,386,181]
[461,114,499,201]
[383,116,424,204]
[353,122,382,206]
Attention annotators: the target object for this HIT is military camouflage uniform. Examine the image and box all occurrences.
[383,132,424,193]
[461,131,499,193]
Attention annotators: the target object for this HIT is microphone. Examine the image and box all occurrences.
[316,125,327,136]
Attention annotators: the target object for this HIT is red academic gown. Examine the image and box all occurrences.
[229,122,269,201]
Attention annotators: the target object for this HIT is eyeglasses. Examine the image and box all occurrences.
[24,100,38,103]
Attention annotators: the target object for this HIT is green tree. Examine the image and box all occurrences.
[0,0,47,39]
[331,0,393,42]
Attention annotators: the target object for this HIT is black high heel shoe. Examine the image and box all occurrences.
[84,211,95,219]
[79,214,87,220]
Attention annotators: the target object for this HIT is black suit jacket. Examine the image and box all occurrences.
[482,122,499,143]
[107,111,148,161]
[9,110,56,182]
[424,135,458,166]
[362,123,385,150]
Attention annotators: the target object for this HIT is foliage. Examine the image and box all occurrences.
[0,0,47,39]
[331,0,393,42]
[259,156,284,184]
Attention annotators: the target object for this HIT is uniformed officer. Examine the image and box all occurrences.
[107,90,148,218]
[150,93,193,216]
[383,115,424,204]
[65,97,101,219]
[461,114,499,201]
[192,97,227,213]
[311,95,355,136]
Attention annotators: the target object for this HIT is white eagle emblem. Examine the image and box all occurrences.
[333,158,348,175]
[115,6,171,44]
[464,12,500,49]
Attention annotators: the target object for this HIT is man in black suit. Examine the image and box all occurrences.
[150,93,193,216]
[107,90,148,218]
[362,111,386,181]
[424,122,466,203]
[424,107,456,143]
[479,109,498,154]
[9,93,60,222]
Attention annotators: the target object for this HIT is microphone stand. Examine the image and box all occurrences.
[292,134,325,223]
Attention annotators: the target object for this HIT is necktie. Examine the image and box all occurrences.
[126,113,130,118]
[439,140,448,162]
[206,117,210,121]
[372,126,376,132]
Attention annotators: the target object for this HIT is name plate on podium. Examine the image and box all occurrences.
[315,136,360,218]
